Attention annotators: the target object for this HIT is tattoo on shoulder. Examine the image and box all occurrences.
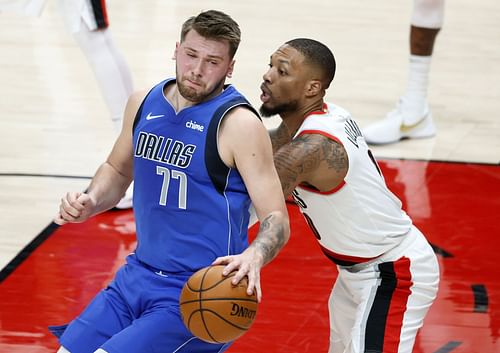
[321,138,348,173]
[289,135,323,173]
[273,134,322,193]
[273,134,348,196]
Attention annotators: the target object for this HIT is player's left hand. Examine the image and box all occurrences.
[212,247,264,302]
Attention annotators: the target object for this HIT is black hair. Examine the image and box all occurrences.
[285,38,336,89]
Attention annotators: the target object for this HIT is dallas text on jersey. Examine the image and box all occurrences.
[135,131,196,169]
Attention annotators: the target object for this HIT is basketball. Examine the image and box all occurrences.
[179,265,259,343]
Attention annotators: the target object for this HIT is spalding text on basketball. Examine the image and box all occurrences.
[230,303,257,320]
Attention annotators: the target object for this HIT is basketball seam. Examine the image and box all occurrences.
[199,266,220,343]
[179,297,258,305]
[192,308,252,330]
[186,271,238,292]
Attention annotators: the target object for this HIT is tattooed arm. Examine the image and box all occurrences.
[248,213,287,265]
[268,121,292,153]
[274,133,349,197]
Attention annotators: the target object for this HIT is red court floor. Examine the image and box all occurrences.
[0,160,499,352]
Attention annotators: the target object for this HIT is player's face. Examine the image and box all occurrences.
[259,45,309,117]
[175,30,235,103]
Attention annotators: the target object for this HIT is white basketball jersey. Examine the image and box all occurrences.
[292,103,412,265]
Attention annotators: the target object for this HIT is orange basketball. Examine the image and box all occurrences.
[179,265,259,343]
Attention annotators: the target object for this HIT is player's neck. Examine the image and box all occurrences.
[170,87,196,112]
[281,100,325,137]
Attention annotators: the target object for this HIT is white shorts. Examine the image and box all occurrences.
[412,0,445,29]
[59,0,107,34]
[328,226,439,353]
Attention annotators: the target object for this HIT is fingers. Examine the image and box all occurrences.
[212,256,240,276]
[58,192,90,223]
[53,213,67,225]
[212,256,238,279]
[211,256,231,267]
[213,256,262,301]
[244,266,262,302]
[254,279,262,303]
[231,263,249,286]
[76,193,90,204]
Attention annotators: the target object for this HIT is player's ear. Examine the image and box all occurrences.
[226,59,235,78]
[173,42,180,60]
[305,79,322,97]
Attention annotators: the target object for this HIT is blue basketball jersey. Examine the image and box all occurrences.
[132,79,259,273]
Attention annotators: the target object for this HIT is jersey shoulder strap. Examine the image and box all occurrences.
[205,97,260,194]
[132,86,157,133]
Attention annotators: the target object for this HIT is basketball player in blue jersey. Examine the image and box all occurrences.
[52,10,290,353]
[259,38,439,352]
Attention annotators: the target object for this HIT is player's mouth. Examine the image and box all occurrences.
[260,83,271,103]
[186,77,202,88]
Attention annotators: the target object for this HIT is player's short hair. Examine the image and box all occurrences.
[181,10,241,59]
[285,38,336,89]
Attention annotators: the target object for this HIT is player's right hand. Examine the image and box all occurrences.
[54,192,95,225]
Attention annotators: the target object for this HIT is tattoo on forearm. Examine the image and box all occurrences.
[251,214,286,265]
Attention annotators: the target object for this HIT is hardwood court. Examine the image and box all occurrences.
[0,1,499,352]
[0,160,499,352]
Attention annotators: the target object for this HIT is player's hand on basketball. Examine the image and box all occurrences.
[54,192,95,225]
[212,248,263,302]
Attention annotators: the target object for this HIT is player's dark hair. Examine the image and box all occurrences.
[285,38,336,89]
[181,10,241,59]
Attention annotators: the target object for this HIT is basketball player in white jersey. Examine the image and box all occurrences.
[0,0,134,207]
[363,0,445,144]
[259,38,439,352]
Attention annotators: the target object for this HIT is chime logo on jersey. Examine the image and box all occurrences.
[185,120,204,132]
[134,131,196,168]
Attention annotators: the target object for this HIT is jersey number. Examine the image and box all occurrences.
[156,166,187,209]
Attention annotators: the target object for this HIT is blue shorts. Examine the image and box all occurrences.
[55,254,230,353]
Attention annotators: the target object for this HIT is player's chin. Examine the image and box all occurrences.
[258,103,276,118]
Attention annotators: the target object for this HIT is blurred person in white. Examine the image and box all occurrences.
[363,0,444,144]
[1,0,134,208]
